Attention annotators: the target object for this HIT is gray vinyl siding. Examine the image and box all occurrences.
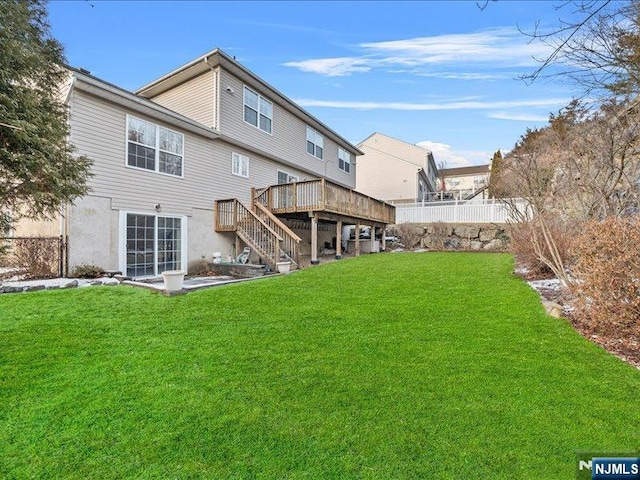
[69,88,313,214]
[148,71,216,128]
[217,68,356,189]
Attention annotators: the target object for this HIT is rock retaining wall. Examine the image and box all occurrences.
[397,223,510,251]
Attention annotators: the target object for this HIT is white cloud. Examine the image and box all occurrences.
[416,141,491,168]
[283,27,552,77]
[283,57,372,76]
[488,112,550,122]
[293,97,569,111]
[412,71,507,81]
[361,28,549,67]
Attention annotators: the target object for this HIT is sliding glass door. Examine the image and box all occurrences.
[125,213,183,277]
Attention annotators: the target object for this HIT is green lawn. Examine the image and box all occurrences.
[1,252,638,479]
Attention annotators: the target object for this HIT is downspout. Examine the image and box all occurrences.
[61,73,77,275]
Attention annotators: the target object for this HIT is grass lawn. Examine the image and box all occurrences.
[1,252,639,479]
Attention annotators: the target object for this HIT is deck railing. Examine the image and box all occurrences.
[253,202,301,266]
[215,199,283,268]
[254,178,395,224]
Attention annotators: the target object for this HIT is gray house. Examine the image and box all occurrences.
[24,49,393,277]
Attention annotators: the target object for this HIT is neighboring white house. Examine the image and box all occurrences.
[356,132,439,204]
[439,165,491,201]
[15,49,394,277]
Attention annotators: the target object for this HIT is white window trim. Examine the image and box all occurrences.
[306,126,324,160]
[231,152,250,178]
[118,210,188,279]
[338,147,351,173]
[243,85,273,135]
[125,115,185,179]
[277,169,299,184]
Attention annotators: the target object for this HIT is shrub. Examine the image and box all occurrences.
[570,216,640,341]
[13,237,59,279]
[71,264,105,278]
[507,216,575,280]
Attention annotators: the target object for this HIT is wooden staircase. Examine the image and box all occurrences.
[214,198,301,270]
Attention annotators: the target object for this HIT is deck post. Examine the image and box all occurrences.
[381,225,387,251]
[311,215,319,265]
[355,221,361,257]
[370,224,376,253]
[335,220,342,260]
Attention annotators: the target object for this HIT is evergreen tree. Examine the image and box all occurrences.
[488,150,504,198]
[0,0,91,230]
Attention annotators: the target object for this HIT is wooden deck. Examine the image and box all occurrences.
[253,178,395,225]
[215,179,395,268]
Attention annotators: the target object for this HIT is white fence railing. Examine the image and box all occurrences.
[395,199,527,224]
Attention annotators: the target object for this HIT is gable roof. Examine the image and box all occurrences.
[357,132,435,169]
[135,48,363,156]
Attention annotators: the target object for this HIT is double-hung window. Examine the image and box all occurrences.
[338,147,351,173]
[127,116,183,177]
[243,86,273,134]
[232,152,249,178]
[306,126,323,159]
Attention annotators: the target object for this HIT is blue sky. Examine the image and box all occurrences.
[48,1,579,166]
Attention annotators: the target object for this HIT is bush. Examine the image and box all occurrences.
[71,264,105,278]
[13,237,59,279]
[570,216,640,341]
[508,217,575,280]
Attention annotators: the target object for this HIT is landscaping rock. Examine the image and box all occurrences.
[62,280,78,289]
[453,225,480,239]
[542,300,563,318]
[24,285,45,292]
[470,241,483,250]
[483,239,504,250]
[104,279,120,286]
[479,228,498,242]
[445,237,460,249]
[2,285,25,293]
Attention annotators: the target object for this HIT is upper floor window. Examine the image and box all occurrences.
[306,127,323,159]
[277,170,298,184]
[127,116,183,177]
[338,148,351,173]
[243,86,272,134]
[232,152,249,178]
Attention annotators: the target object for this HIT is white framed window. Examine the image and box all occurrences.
[243,86,273,134]
[338,147,351,173]
[126,115,183,177]
[232,152,249,178]
[306,126,323,159]
[277,170,299,184]
[120,212,186,278]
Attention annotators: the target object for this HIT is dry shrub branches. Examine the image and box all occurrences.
[571,216,640,341]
